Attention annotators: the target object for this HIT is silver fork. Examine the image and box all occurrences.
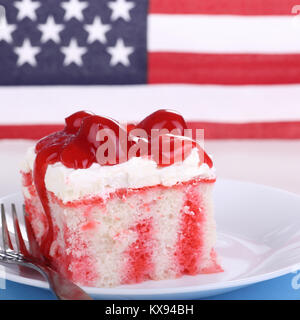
[0,203,93,300]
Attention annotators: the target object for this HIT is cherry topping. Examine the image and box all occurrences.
[150,134,212,168]
[60,115,129,168]
[60,138,95,169]
[77,115,122,148]
[135,109,213,167]
[64,110,93,134]
[150,134,188,166]
[126,123,136,133]
[136,109,188,137]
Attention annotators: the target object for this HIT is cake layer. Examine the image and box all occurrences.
[22,146,216,202]
[22,170,221,287]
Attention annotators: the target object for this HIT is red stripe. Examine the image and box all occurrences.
[0,125,64,140]
[148,52,300,85]
[149,0,299,15]
[176,183,204,275]
[125,218,154,284]
[188,122,300,139]
[1,122,300,139]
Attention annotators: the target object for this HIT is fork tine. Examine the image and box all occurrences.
[1,204,13,251]
[11,204,29,256]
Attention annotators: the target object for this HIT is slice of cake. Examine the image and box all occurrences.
[21,109,222,287]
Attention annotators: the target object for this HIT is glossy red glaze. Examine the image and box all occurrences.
[33,144,61,257]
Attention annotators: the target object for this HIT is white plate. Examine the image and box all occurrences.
[1,179,300,300]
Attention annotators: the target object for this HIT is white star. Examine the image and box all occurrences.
[61,38,87,66]
[38,16,64,43]
[0,17,16,43]
[14,0,40,21]
[61,0,88,21]
[107,38,134,67]
[107,0,135,22]
[14,39,41,66]
[84,17,111,44]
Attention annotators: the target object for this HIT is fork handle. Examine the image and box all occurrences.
[27,262,93,300]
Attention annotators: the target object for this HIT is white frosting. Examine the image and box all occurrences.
[22,146,216,203]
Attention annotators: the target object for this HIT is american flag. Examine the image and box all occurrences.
[1,0,300,138]
[0,0,147,84]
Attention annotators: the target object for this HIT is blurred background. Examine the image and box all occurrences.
[1,0,300,196]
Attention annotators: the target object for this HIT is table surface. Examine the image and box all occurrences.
[1,139,300,300]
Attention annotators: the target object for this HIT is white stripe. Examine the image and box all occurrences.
[148,14,300,53]
[1,85,300,124]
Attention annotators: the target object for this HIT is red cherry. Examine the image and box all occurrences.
[150,134,192,167]
[136,110,189,166]
[126,123,136,133]
[77,116,118,146]
[60,115,129,168]
[64,110,93,134]
[136,109,188,137]
[151,134,213,168]
[127,136,149,159]
[60,137,95,169]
